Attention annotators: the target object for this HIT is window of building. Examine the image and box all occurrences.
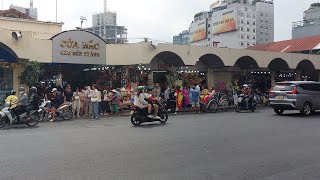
[240,35,244,39]
[240,42,244,46]
[260,26,264,28]
[247,21,250,25]
[208,24,211,27]
[260,38,263,41]
[260,13,263,16]
[253,36,256,40]
[247,28,250,32]
[265,32,269,35]
[241,13,244,17]
[260,32,263,34]
[247,43,250,46]
[253,22,256,25]
[265,14,269,17]
[247,14,250,18]
[208,38,210,41]
[241,27,244,31]
[252,43,256,46]
[265,20,269,23]
[245,7,248,11]
[247,35,250,39]
[260,20,264,22]
[241,20,244,24]
[265,39,269,41]
[253,29,256,32]
[208,31,211,34]
[265,27,269,29]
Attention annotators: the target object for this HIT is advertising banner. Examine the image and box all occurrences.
[189,19,207,42]
[212,7,237,35]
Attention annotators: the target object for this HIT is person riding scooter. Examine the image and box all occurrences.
[25,87,41,121]
[11,87,29,123]
[242,84,253,109]
[5,90,18,109]
[134,86,160,119]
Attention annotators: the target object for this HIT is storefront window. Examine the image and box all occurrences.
[0,67,13,102]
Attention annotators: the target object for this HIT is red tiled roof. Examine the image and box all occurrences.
[0,8,35,20]
[247,35,320,53]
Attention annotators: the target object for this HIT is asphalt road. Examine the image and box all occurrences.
[1,108,320,180]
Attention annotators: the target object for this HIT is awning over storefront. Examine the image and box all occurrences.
[0,43,18,63]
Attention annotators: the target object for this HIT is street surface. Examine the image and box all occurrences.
[1,108,320,180]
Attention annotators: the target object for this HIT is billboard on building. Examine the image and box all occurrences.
[212,7,237,35]
[189,19,207,43]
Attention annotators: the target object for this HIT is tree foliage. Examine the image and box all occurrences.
[310,3,320,8]
[19,61,40,87]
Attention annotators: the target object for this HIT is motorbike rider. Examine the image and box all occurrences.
[50,88,63,122]
[134,86,160,119]
[5,90,18,109]
[11,87,29,123]
[25,87,41,121]
[242,84,253,109]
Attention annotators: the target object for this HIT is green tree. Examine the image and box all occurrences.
[19,61,40,87]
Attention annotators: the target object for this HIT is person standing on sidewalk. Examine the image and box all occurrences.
[72,88,81,118]
[83,86,92,116]
[190,85,201,113]
[110,90,119,115]
[169,87,177,114]
[91,84,99,119]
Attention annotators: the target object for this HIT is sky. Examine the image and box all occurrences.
[2,0,320,43]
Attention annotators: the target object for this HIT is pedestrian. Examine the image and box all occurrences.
[190,85,201,113]
[64,85,73,103]
[72,87,81,118]
[79,87,85,116]
[102,87,111,116]
[90,84,99,119]
[153,83,161,98]
[182,86,189,110]
[175,86,183,111]
[110,89,119,115]
[83,86,92,116]
[97,87,102,116]
[164,86,170,109]
[169,87,177,114]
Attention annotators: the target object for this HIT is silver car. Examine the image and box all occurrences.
[269,81,320,116]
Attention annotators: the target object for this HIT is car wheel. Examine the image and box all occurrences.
[274,108,284,115]
[301,103,312,116]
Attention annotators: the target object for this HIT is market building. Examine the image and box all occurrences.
[1,15,320,102]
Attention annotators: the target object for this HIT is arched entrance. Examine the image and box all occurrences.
[0,43,19,100]
[296,60,317,81]
[197,54,226,90]
[234,56,259,69]
[268,58,292,83]
[150,51,185,88]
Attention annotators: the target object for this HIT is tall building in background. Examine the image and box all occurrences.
[292,3,320,39]
[10,0,38,20]
[83,0,127,44]
[188,0,274,49]
[173,30,190,45]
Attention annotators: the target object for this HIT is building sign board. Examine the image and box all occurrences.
[212,7,237,35]
[189,19,207,43]
[52,30,106,65]
[210,0,220,9]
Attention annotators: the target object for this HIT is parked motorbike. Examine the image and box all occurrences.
[130,100,168,126]
[0,103,40,128]
[39,100,73,122]
[235,94,257,112]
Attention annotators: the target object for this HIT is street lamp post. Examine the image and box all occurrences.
[80,16,87,28]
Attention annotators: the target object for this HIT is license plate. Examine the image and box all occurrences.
[130,111,134,115]
[276,96,284,100]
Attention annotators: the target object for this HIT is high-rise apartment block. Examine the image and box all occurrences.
[188,0,274,49]
[292,3,320,39]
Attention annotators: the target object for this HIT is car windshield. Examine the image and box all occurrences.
[273,83,296,91]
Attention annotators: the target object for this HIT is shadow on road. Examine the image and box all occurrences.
[2,125,40,130]
[273,111,320,118]
[132,123,170,129]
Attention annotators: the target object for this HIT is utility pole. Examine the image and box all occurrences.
[56,0,58,22]
[80,16,87,28]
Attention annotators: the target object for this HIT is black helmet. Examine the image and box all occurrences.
[10,90,16,95]
[30,86,37,93]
